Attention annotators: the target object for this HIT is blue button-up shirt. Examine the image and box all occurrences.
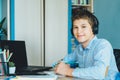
[63,36,118,80]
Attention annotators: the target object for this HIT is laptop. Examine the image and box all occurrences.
[0,40,52,75]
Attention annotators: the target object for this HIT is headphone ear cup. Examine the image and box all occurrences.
[93,26,98,34]
[93,16,99,34]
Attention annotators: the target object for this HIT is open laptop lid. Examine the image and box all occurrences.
[0,40,28,70]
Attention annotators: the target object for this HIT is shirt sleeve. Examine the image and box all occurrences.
[72,40,112,79]
[63,48,78,63]
[63,46,83,68]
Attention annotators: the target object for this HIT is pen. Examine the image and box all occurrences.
[7,52,13,62]
[6,49,9,59]
[3,49,7,62]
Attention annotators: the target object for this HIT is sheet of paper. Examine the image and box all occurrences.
[10,74,57,80]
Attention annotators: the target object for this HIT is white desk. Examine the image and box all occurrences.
[0,71,93,80]
[0,76,93,80]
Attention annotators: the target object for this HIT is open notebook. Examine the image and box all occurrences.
[0,40,52,75]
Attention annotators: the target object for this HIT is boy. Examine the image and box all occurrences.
[54,8,118,80]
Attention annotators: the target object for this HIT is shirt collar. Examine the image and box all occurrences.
[78,36,98,51]
[86,36,97,49]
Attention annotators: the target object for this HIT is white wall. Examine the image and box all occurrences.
[45,0,68,66]
[15,0,68,66]
[15,0,42,66]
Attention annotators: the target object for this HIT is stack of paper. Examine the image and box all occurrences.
[10,75,58,80]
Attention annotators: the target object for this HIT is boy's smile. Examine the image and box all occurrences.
[73,19,94,48]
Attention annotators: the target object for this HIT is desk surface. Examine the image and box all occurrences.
[0,76,92,80]
[58,76,93,80]
[0,71,93,80]
[58,76,83,80]
[0,76,94,80]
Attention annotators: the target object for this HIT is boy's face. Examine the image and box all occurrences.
[73,18,94,48]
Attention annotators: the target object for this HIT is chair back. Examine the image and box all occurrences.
[113,49,120,71]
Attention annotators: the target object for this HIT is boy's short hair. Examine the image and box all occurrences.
[71,7,99,35]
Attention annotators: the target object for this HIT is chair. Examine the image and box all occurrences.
[113,49,120,71]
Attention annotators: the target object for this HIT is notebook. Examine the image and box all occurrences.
[0,40,52,75]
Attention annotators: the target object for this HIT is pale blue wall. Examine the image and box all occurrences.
[0,0,7,20]
[94,0,120,49]
[68,0,120,53]
[0,0,14,40]
[2,0,7,18]
[0,0,2,20]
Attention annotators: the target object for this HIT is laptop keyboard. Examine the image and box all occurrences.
[23,66,52,72]
[15,66,52,75]
[16,71,49,75]
[16,66,52,73]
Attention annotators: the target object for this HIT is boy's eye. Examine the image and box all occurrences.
[73,27,78,29]
[82,26,86,28]
[73,26,78,29]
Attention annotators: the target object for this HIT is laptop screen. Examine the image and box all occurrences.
[0,40,28,69]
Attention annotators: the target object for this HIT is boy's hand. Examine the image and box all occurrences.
[54,62,74,77]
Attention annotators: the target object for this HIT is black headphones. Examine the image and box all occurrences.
[71,12,99,36]
[92,15,99,34]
